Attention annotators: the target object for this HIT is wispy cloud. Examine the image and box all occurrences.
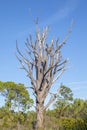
[44,0,79,25]
[67,81,87,85]
[17,0,79,38]
[67,81,87,92]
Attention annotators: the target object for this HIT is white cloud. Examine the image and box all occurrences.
[67,81,87,85]
[44,0,79,25]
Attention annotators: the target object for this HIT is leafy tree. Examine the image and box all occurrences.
[71,98,85,118]
[54,85,73,118]
[0,81,33,130]
[16,20,72,129]
[0,81,4,91]
[59,117,87,130]
[0,81,33,112]
[80,100,87,121]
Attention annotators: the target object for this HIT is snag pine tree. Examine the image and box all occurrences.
[16,21,72,129]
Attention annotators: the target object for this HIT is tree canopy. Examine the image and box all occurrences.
[0,81,33,112]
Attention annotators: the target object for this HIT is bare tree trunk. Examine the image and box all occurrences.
[17,121,20,130]
[36,95,44,129]
[16,21,72,130]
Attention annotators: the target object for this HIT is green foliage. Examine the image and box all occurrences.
[0,82,87,130]
[69,98,85,118]
[80,100,87,121]
[59,117,76,130]
[0,81,33,111]
[54,85,73,118]
[60,85,73,101]
[59,117,87,130]
[54,85,73,108]
[0,81,4,91]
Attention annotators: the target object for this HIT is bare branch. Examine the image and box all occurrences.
[58,20,73,49]
[15,54,29,73]
[44,86,62,110]
[52,68,65,84]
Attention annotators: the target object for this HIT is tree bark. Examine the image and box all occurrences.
[36,96,44,130]
[16,22,71,130]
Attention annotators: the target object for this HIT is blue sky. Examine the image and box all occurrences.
[0,0,87,107]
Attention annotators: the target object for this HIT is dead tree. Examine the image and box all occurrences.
[16,21,72,129]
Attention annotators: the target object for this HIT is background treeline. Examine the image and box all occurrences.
[0,81,87,130]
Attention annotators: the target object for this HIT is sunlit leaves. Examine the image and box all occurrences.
[0,81,33,111]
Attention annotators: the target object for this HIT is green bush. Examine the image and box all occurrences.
[59,117,87,130]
